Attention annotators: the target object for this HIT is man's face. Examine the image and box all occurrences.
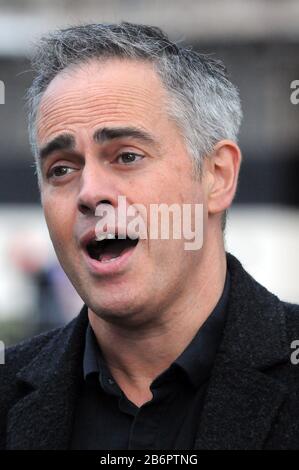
[37,59,207,326]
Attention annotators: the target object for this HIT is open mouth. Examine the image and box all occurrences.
[86,236,139,264]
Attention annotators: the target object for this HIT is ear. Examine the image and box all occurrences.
[203,140,242,216]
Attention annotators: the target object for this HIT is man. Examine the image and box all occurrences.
[1,22,299,450]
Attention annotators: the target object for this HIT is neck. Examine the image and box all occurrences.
[88,240,227,404]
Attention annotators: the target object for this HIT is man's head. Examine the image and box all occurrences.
[27,23,242,326]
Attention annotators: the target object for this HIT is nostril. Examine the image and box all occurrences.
[78,203,92,215]
[99,200,112,205]
[79,200,113,215]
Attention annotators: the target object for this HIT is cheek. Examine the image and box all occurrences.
[154,172,201,205]
[42,196,74,248]
[139,168,181,203]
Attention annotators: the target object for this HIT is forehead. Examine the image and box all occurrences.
[37,59,169,145]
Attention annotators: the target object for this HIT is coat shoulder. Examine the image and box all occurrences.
[0,326,64,449]
[0,327,63,403]
[0,306,88,450]
[2,327,61,373]
[282,300,299,337]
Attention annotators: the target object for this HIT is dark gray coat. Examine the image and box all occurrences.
[1,253,299,450]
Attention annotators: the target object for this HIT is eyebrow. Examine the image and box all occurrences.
[93,126,157,146]
[39,126,158,162]
[39,134,75,161]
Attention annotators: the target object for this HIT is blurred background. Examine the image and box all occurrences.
[0,0,298,346]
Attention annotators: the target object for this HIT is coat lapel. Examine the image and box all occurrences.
[194,253,290,450]
[6,306,88,450]
[194,359,288,449]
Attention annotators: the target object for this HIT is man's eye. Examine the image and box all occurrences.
[48,166,75,179]
[115,152,144,165]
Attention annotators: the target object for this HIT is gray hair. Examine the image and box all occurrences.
[26,22,243,229]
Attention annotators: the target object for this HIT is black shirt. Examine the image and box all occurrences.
[71,270,231,450]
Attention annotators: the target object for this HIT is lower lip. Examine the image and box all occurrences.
[82,244,137,276]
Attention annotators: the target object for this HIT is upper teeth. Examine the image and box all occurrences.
[96,232,116,241]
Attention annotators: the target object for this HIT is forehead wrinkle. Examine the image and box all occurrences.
[40,91,162,119]
[37,66,170,147]
[38,57,168,121]
[38,110,162,145]
[41,98,158,120]
[38,101,165,145]
[39,77,166,119]
[39,94,162,123]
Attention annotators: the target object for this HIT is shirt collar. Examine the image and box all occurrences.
[83,322,100,380]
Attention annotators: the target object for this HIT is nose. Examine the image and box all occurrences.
[77,161,119,215]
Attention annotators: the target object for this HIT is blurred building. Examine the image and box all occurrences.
[0,0,298,344]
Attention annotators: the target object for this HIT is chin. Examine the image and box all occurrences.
[88,295,144,322]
